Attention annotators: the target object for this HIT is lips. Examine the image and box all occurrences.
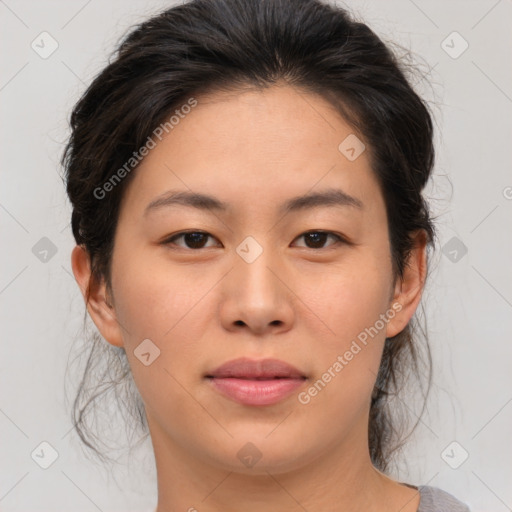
[206,357,307,406]
[206,357,306,379]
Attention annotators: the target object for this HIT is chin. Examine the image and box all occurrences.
[203,432,320,476]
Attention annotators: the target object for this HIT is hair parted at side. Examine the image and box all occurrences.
[62,0,437,472]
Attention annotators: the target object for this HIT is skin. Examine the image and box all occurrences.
[72,82,427,512]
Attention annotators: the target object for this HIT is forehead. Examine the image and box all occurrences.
[119,84,383,220]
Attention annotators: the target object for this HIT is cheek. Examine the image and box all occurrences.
[110,258,209,417]
[301,254,392,345]
[295,273,390,429]
[296,251,392,403]
[112,245,202,338]
[111,251,217,381]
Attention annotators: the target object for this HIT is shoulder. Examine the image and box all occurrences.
[417,485,471,512]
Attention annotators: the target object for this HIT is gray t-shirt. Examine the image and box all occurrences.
[417,485,470,511]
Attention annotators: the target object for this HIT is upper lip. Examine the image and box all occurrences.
[206,357,306,379]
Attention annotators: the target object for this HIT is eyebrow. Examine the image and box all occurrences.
[144,187,364,217]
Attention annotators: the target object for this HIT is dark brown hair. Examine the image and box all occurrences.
[62,0,437,472]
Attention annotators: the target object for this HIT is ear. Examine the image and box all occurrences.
[71,245,125,348]
[385,230,428,339]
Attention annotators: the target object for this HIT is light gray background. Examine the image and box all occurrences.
[1,0,511,511]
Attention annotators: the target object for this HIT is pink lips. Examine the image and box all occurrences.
[206,357,307,406]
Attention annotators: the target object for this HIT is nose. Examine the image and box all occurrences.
[219,243,295,336]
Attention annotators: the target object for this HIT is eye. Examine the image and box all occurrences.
[162,230,346,250]
[293,230,346,249]
[163,231,219,249]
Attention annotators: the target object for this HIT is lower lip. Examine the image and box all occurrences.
[208,377,306,406]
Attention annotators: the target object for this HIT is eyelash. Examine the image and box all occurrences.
[162,230,348,251]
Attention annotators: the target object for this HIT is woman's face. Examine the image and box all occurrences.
[75,83,424,475]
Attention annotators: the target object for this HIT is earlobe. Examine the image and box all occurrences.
[70,245,125,348]
[385,230,428,339]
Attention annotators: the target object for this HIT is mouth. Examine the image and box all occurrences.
[205,357,307,406]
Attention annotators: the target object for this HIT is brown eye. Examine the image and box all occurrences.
[294,231,345,249]
[162,230,346,251]
[164,231,218,249]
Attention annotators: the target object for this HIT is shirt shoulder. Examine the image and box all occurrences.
[417,485,470,512]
